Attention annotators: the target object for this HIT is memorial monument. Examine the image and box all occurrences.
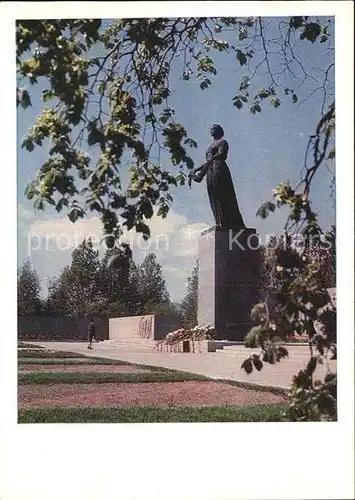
[189,124,260,341]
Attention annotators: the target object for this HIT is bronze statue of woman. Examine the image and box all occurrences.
[189,124,246,228]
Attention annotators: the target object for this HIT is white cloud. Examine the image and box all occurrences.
[27,216,103,254]
[145,209,187,236]
[24,207,197,255]
[121,211,208,262]
[173,222,209,257]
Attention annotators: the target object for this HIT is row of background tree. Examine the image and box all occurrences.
[18,239,180,318]
[18,225,335,326]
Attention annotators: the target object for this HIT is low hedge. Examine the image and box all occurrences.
[17,356,205,375]
[18,371,210,385]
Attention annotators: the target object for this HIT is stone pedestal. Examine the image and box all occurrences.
[198,226,261,341]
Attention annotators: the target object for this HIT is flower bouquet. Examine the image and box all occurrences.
[159,324,215,353]
[189,323,215,352]
[164,328,189,345]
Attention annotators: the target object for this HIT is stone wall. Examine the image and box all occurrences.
[154,315,183,341]
[109,315,154,341]
[109,314,182,341]
[18,316,109,341]
[18,314,181,343]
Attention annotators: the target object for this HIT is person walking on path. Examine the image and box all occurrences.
[87,317,96,349]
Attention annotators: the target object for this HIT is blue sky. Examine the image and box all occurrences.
[17,17,335,301]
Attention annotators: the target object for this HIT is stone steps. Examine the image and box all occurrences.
[103,338,157,351]
[216,344,312,357]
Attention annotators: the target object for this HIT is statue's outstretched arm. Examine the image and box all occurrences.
[188,162,209,187]
[193,162,209,174]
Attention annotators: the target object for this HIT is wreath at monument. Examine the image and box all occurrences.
[158,324,215,347]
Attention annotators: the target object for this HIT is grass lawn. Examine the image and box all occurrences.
[18,403,289,423]
[17,357,287,396]
[18,370,210,384]
[17,346,290,423]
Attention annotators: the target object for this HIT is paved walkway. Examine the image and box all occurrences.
[27,341,336,390]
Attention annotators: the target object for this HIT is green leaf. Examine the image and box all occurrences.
[33,200,44,210]
[258,89,271,99]
[327,148,335,159]
[55,198,65,212]
[238,27,248,41]
[292,93,298,104]
[124,217,134,231]
[152,95,163,105]
[185,156,194,170]
[250,104,261,114]
[276,346,289,359]
[136,222,150,240]
[157,204,169,218]
[290,17,304,30]
[236,49,247,66]
[45,197,56,206]
[252,354,263,371]
[184,138,197,148]
[145,114,155,123]
[89,201,102,212]
[270,97,281,108]
[141,200,153,219]
[68,208,83,223]
[300,22,322,43]
[53,172,68,195]
[42,90,56,102]
[256,201,276,219]
[233,99,243,110]
[159,115,169,124]
[20,89,32,109]
[25,184,35,200]
[110,193,126,209]
[87,122,105,147]
[263,347,276,364]
[22,138,34,152]
[241,358,253,374]
[200,78,211,90]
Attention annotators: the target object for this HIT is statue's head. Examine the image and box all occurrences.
[210,124,224,139]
